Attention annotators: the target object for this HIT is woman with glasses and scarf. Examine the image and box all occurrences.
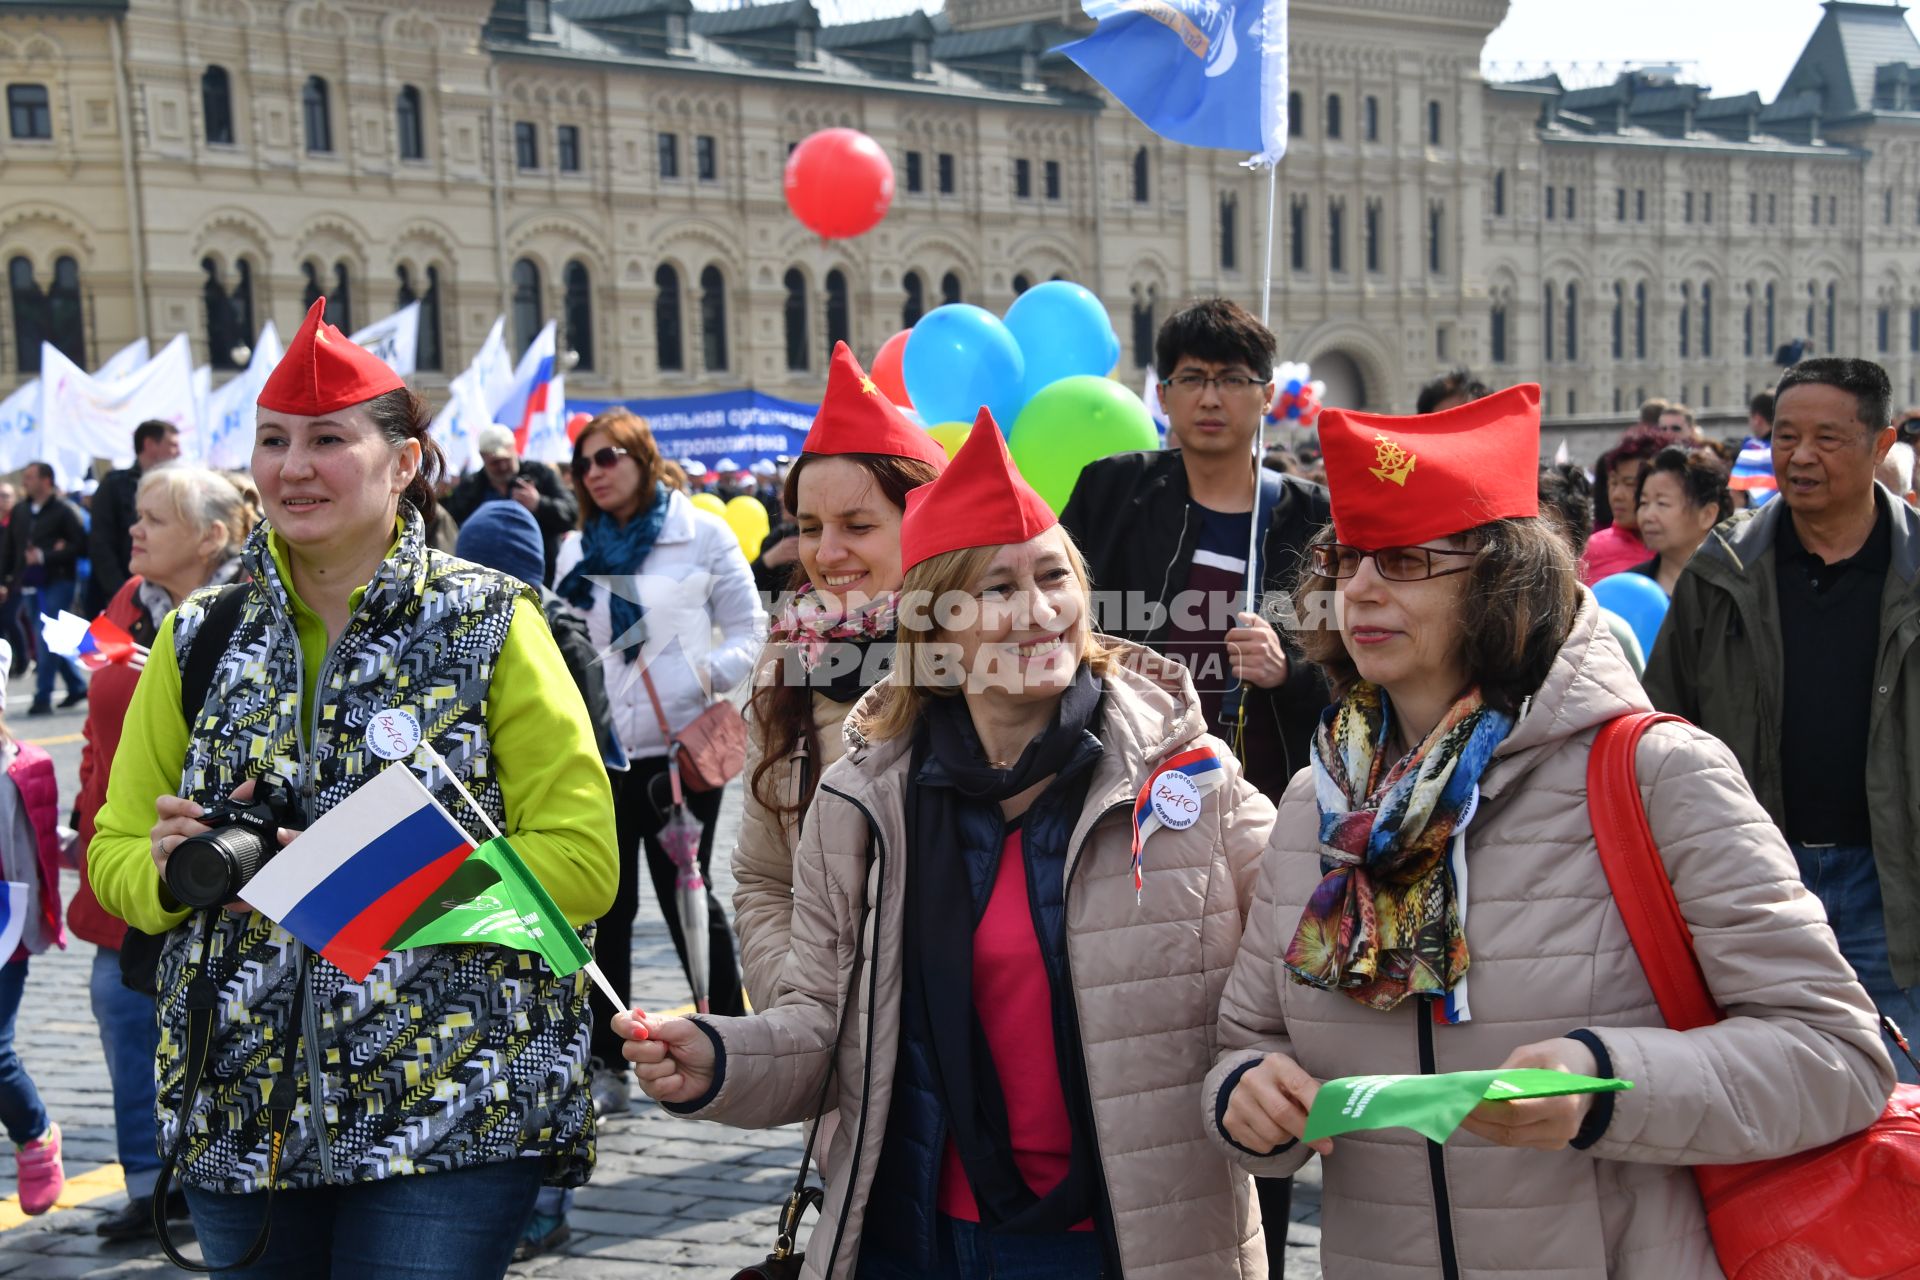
[734,345,944,1011]
[556,410,765,1116]
[1204,386,1893,1279]
[618,419,1275,1280]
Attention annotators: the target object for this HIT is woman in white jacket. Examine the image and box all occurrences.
[555,409,765,1113]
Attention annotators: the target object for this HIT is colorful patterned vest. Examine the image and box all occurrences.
[155,510,595,1194]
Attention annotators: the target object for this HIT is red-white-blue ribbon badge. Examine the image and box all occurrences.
[1130,746,1226,903]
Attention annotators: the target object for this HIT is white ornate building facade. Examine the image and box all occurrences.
[2,0,1919,429]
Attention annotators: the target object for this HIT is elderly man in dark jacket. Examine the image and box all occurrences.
[1646,356,1920,1083]
[88,418,180,610]
[1,461,89,713]
[443,425,579,584]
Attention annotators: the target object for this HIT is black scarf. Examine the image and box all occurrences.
[815,636,894,705]
[903,664,1106,1236]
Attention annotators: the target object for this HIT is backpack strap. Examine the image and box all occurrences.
[1587,711,1723,1033]
[179,583,252,725]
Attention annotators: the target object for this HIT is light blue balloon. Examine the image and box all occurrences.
[903,304,1027,430]
[1003,281,1122,402]
[1592,572,1671,656]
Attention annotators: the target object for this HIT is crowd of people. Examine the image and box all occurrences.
[0,289,1904,1279]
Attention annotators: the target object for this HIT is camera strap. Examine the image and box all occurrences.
[152,960,298,1269]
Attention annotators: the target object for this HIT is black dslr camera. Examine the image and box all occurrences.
[165,776,300,910]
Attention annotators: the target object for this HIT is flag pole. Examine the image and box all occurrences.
[1230,160,1282,760]
[413,743,629,1014]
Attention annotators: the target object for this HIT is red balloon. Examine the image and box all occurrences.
[565,411,592,443]
[870,330,913,408]
[783,128,894,240]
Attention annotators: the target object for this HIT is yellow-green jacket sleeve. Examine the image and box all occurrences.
[89,611,194,934]
[492,596,619,926]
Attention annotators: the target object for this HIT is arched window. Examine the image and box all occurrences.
[1701,282,1713,358]
[1825,281,1837,352]
[1493,169,1506,217]
[1743,282,1754,358]
[396,85,424,161]
[940,272,962,306]
[825,269,849,355]
[1543,283,1556,363]
[1426,100,1442,146]
[1287,90,1302,137]
[302,76,332,153]
[202,66,233,145]
[231,259,254,350]
[1325,93,1342,140]
[700,265,728,372]
[1634,282,1647,359]
[1765,281,1777,353]
[783,268,808,372]
[565,261,593,372]
[1565,282,1578,361]
[655,264,683,372]
[328,261,352,332]
[902,271,925,328]
[1012,274,1032,296]
[418,266,441,372]
[205,258,237,369]
[1131,285,1156,369]
[1612,282,1625,359]
[9,256,45,372]
[47,256,83,365]
[1679,282,1692,359]
[1131,147,1148,203]
[1490,304,1508,364]
[1806,281,1817,343]
[511,258,542,356]
[1220,194,1237,271]
[302,261,324,310]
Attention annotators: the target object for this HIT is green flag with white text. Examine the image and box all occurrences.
[384,836,591,975]
[1304,1069,1633,1144]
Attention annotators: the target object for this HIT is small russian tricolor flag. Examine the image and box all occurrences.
[40,611,145,671]
[1129,745,1227,903]
[241,766,477,982]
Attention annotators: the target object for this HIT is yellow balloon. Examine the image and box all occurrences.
[725,494,772,539]
[927,421,972,460]
[690,491,728,517]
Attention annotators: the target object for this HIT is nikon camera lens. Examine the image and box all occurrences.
[163,779,292,910]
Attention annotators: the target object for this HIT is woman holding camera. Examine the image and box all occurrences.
[1205,387,1891,1277]
[733,343,944,1009]
[89,301,618,1278]
[620,422,1274,1279]
[69,466,256,1242]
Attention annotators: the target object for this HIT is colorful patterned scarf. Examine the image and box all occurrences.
[1284,682,1513,1015]
[766,587,899,673]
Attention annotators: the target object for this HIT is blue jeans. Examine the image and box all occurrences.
[184,1158,545,1279]
[1793,843,1920,1085]
[90,947,161,1197]
[29,580,85,704]
[859,1216,1106,1280]
[0,958,48,1146]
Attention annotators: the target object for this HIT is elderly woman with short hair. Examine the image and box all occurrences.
[1207,385,1894,1278]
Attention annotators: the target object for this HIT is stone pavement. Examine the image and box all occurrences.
[0,699,1322,1278]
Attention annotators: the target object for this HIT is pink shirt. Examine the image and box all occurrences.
[936,827,1090,1229]
[1583,524,1651,585]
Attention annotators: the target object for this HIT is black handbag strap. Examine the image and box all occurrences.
[179,583,251,725]
[152,919,297,1271]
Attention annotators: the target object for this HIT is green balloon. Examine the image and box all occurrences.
[1008,375,1160,514]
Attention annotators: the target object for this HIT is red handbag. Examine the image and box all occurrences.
[1589,712,1920,1280]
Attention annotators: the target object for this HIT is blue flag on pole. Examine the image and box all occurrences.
[1056,0,1290,165]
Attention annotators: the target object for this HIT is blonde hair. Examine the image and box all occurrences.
[136,466,260,563]
[863,528,1119,742]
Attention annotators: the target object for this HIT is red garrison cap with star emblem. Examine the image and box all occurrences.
[900,407,1055,571]
[1318,382,1542,547]
[800,342,948,471]
[257,298,406,416]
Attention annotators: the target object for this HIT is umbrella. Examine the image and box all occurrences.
[657,754,710,1013]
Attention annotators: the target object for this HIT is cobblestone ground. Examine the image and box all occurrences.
[0,701,1322,1278]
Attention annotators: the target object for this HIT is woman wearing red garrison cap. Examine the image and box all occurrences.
[617,415,1275,1279]
[1204,385,1892,1278]
[88,299,617,1277]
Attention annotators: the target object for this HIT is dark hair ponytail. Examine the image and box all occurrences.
[363,387,445,524]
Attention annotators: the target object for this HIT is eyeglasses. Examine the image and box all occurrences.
[571,446,631,480]
[1308,543,1477,581]
[1899,419,1920,441]
[1161,373,1267,396]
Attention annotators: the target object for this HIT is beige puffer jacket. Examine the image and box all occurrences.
[1204,595,1894,1280]
[683,646,1276,1279]
[732,645,855,1007]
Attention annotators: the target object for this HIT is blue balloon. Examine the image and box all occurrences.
[1002,281,1122,403]
[1592,572,1671,656]
[904,304,1027,430]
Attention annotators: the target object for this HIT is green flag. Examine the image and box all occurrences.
[384,836,592,975]
[1303,1068,1634,1145]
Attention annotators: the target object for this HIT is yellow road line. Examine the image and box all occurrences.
[21,732,81,747]
[0,1161,125,1232]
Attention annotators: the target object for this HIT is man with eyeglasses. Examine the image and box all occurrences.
[1063,297,1325,1275]
[1646,356,1920,1083]
[443,423,579,584]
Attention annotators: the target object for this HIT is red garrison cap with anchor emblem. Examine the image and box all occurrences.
[1318,382,1543,547]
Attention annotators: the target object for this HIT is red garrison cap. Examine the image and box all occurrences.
[802,342,948,471]
[901,407,1055,571]
[1318,383,1542,547]
[257,298,406,416]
